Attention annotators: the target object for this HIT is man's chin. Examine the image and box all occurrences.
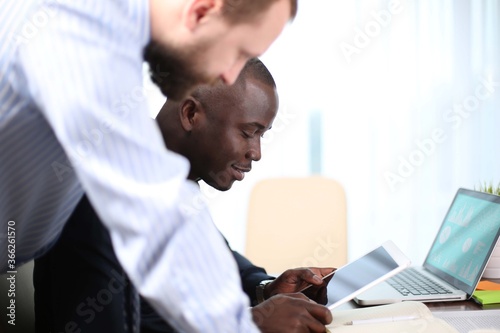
[210,181,234,192]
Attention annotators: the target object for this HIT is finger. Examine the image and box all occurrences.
[304,302,333,325]
[308,267,336,277]
[291,304,331,333]
[269,296,330,332]
[277,298,330,333]
[298,314,329,333]
[297,269,323,286]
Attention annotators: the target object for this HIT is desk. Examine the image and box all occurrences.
[332,279,500,312]
[426,299,483,311]
[332,299,500,333]
[335,299,482,311]
[326,280,500,332]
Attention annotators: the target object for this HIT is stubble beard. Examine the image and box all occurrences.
[143,40,216,101]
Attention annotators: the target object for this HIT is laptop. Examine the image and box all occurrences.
[355,188,500,306]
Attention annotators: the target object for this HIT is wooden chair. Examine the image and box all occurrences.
[245,176,347,274]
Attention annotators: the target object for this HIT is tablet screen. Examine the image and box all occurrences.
[324,242,408,309]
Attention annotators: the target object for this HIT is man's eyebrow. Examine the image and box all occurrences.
[244,122,270,130]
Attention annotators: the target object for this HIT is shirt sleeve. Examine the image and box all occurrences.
[18,2,259,332]
[222,237,275,303]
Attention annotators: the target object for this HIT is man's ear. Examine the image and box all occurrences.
[183,0,224,31]
[179,97,203,132]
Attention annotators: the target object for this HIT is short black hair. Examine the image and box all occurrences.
[190,58,276,104]
[237,58,276,89]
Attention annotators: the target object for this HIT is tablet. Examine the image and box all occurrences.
[325,240,411,310]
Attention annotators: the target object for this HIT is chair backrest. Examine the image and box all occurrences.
[245,176,347,274]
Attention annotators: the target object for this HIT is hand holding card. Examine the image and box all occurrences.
[299,269,336,304]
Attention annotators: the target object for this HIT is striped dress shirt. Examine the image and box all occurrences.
[0,1,258,331]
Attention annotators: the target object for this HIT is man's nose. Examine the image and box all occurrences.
[220,59,247,85]
[246,142,262,162]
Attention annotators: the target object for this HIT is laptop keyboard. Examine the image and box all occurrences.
[388,268,454,296]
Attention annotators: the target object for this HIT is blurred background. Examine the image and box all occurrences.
[145,0,500,268]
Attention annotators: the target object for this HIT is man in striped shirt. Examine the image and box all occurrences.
[1,1,333,332]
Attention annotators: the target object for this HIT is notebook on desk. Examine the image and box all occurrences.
[355,188,500,306]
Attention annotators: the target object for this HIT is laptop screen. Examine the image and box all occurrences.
[423,188,500,296]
